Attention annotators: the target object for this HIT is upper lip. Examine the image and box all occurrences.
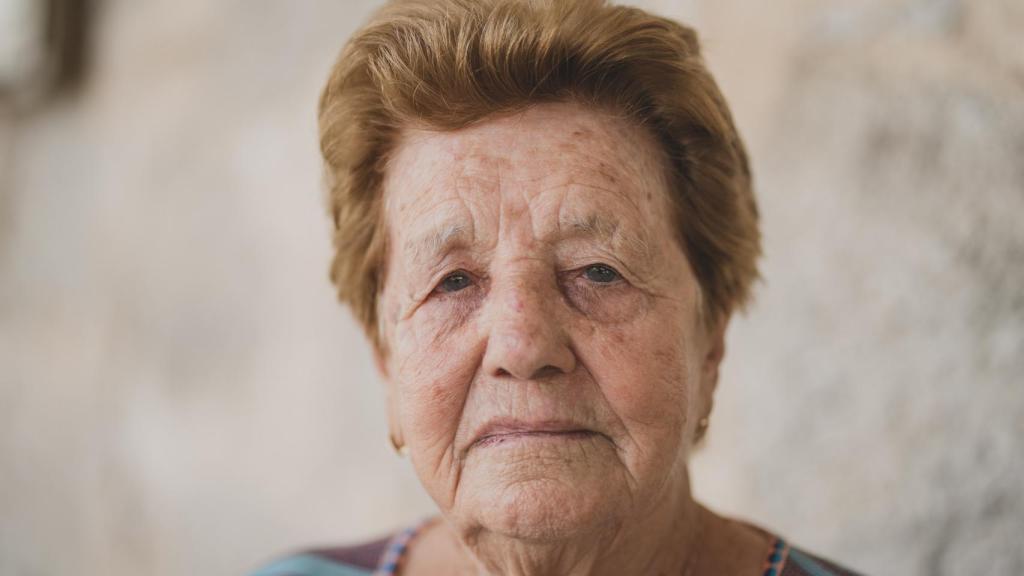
[471,418,597,446]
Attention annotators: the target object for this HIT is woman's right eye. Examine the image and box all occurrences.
[435,270,473,294]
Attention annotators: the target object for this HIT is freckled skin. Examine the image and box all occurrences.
[376,103,739,575]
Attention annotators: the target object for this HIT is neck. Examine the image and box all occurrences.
[445,469,703,576]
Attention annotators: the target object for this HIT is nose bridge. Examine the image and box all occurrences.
[483,260,575,379]
[495,264,553,325]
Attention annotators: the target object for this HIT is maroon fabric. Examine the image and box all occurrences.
[309,535,392,570]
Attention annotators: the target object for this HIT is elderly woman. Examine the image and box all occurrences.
[255,1,861,575]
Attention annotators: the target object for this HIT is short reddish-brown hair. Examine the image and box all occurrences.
[319,0,760,350]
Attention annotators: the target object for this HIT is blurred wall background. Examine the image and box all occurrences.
[1,0,1021,575]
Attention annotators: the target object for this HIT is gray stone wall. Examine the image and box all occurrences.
[1,1,1020,575]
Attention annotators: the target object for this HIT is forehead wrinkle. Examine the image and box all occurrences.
[552,180,657,266]
[393,185,479,274]
[388,141,494,266]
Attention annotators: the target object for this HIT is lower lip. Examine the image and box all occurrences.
[475,430,596,448]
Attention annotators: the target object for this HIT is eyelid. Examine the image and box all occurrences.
[563,257,634,282]
[585,263,625,281]
[429,267,483,296]
[434,269,468,291]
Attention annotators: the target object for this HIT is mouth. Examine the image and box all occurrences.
[471,419,601,449]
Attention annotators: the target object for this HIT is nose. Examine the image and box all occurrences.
[482,275,576,380]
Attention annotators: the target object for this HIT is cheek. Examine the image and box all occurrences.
[392,300,483,460]
[395,282,485,354]
[584,299,696,441]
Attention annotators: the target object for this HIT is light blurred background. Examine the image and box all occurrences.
[1,0,1021,575]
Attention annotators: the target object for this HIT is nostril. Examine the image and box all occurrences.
[492,364,563,380]
[532,365,563,379]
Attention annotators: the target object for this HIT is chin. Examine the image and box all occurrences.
[489,479,617,541]
[460,443,626,542]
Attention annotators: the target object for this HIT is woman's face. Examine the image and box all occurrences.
[378,102,722,541]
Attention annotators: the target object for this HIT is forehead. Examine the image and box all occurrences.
[382,102,672,239]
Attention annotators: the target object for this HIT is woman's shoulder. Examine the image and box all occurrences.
[250,521,428,576]
[726,512,864,576]
[249,528,401,573]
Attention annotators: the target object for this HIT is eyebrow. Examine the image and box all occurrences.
[402,223,470,265]
[565,213,620,242]
[400,212,652,267]
[561,212,651,260]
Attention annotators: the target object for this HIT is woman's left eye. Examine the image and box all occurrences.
[583,264,621,284]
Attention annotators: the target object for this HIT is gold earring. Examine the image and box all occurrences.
[696,417,710,439]
[389,434,408,457]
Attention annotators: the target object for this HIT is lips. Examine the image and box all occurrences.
[471,419,599,449]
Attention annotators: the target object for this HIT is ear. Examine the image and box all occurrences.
[698,316,728,423]
[374,344,404,452]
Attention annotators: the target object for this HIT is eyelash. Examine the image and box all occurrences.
[580,263,622,284]
[431,263,624,297]
[433,269,475,294]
